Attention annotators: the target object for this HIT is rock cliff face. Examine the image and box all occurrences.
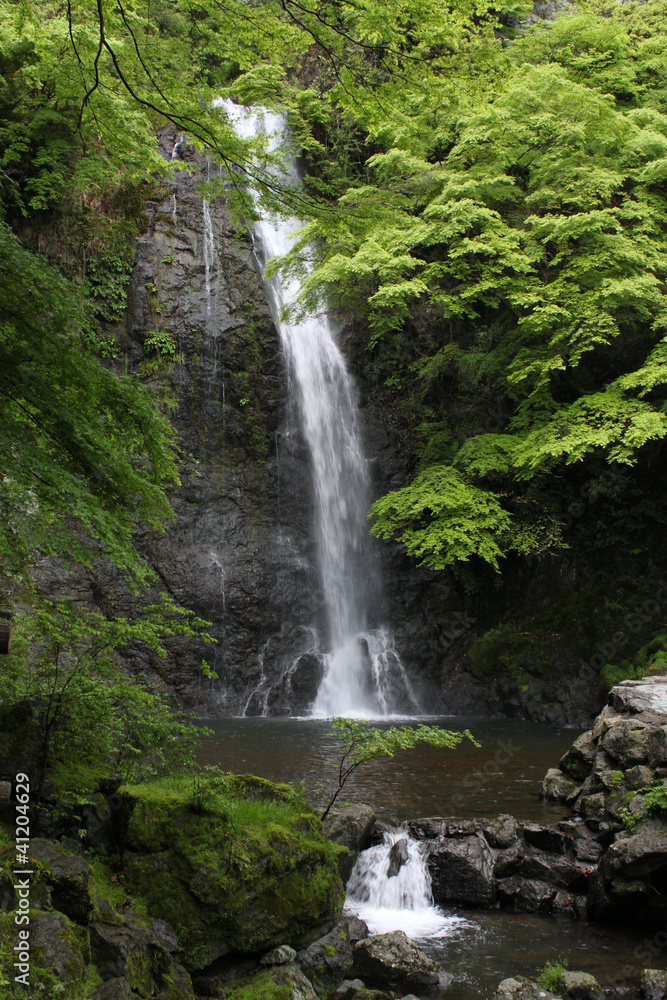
[121,128,326,715]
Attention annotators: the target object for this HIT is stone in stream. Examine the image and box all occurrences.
[558,970,604,1000]
[427,833,496,906]
[324,803,378,884]
[495,875,558,913]
[641,969,667,1000]
[542,768,581,803]
[352,930,444,992]
[332,980,392,1000]
[296,921,355,994]
[493,977,559,1000]
[406,817,445,840]
[387,837,410,878]
[483,814,518,849]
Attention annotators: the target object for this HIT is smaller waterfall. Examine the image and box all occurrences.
[346,830,469,939]
[202,197,216,315]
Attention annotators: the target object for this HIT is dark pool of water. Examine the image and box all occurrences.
[425,908,660,999]
[196,717,667,996]
[196,716,576,823]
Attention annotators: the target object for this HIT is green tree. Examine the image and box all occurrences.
[0,222,180,589]
[278,2,667,573]
[321,717,477,820]
[0,595,213,796]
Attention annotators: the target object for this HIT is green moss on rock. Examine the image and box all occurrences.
[119,774,346,969]
[0,908,90,999]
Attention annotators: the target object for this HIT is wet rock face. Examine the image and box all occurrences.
[28,124,444,719]
[45,126,329,717]
[127,130,326,715]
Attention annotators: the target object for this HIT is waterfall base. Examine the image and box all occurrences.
[345,830,470,940]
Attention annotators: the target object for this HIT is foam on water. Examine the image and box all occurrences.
[346,829,470,941]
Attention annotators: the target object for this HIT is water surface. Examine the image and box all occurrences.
[197,716,576,823]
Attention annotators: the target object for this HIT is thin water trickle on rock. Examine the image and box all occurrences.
[221,100,417,717]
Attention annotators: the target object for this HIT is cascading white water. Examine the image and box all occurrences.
[222,101,418,717]
[346,830,468,939]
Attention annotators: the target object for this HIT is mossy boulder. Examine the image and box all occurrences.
[89,911,193,999]
[224,964,318,1000]
[118,774,346,969]
[0,908,91,998]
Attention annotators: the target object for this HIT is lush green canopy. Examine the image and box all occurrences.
[4,0,667,586]
[279,1,667,571]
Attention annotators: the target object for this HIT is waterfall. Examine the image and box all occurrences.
[346,830,468,939]
[222,101,418,717]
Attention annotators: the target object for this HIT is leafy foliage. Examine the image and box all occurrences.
[537,958,569,994]
[0,596,213,796]
[277,2,667,573]
[321,717,478,819]
[0,222,180,588]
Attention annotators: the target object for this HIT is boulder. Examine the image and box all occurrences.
[324,803,377,883]
[560,732,597,781]
[483,815,518,849]
[601,720,653,768]
[120,775,345,968]
[405,818,444,840]
[261,945,297,966]
[542,769,580,803]
[343,915,369,943]
[495,876,557,913]
[493,977,559,1000]
[608,677,667,718]
[494,846,522,879]
[641,969,667,1000]
[296,921,354,995]
[601,818,667,879]
[225,964,319,1000]
[574,838,603,864]
[515,851,587,892]
[289,652,326,705]
[559,970,603,1000]
[91,979,133,1000]
[90,913,193,997]
[521,824,574,856]
[446,818,480,837]
[427,834,495,906]
[352,930,443,992]
[387,838,409,878]
[332,981,392,1000]
[625,765,654,790]
[592,705,624,740]
[31,910,90,985]
[28,839,96,923]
